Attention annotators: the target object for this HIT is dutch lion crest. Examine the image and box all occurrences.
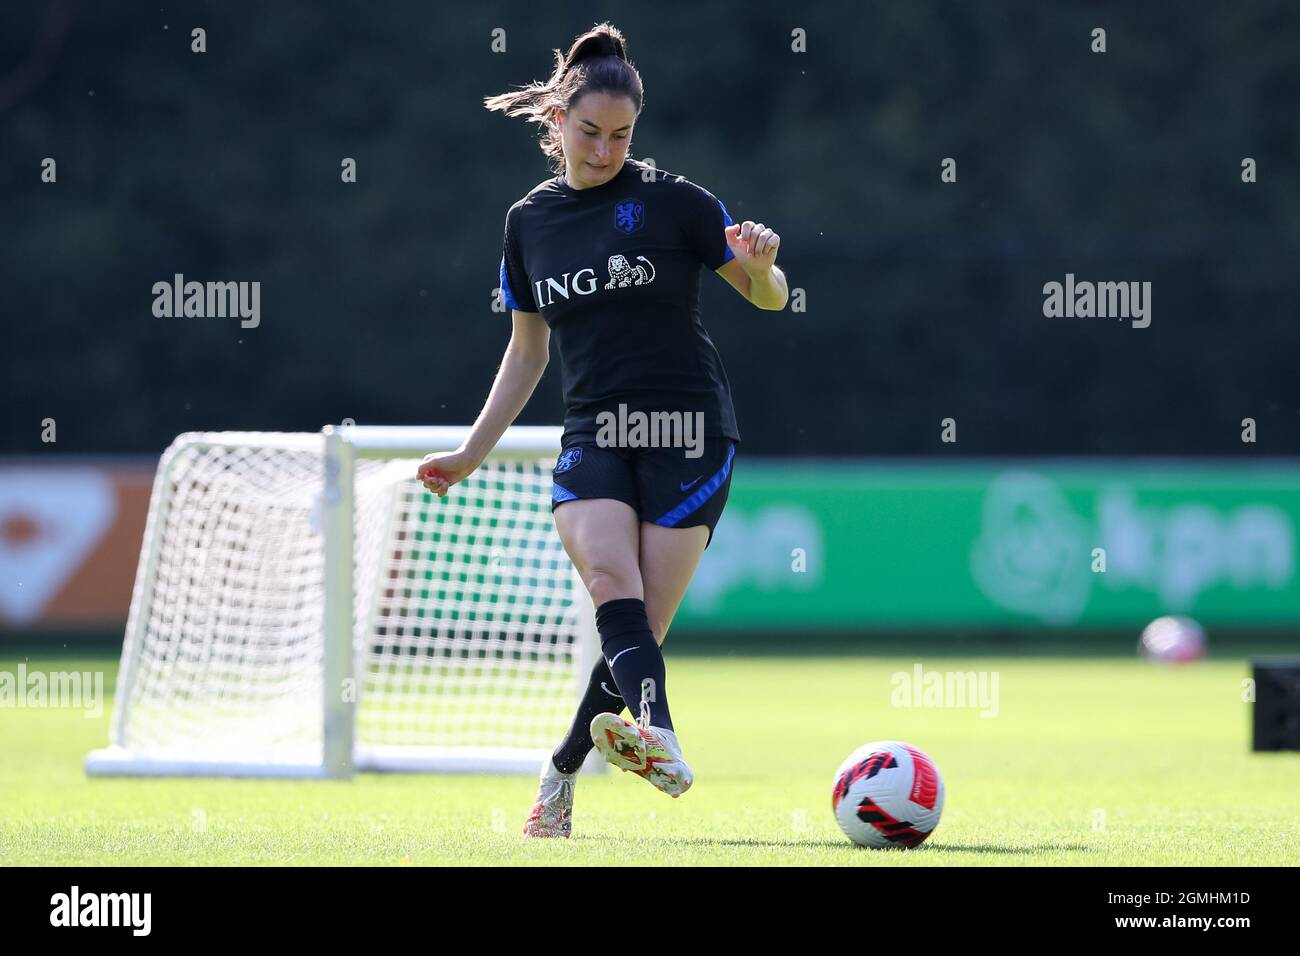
[614,198,644,233]
[555,447,582,474]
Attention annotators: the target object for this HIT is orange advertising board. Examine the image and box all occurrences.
[0,461,154,632]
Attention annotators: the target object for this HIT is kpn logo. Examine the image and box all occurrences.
[970,470,1295,624]
[49,886,151,936]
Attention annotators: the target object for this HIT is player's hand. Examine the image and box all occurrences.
[416,447,478,498]
[724,220,780,275]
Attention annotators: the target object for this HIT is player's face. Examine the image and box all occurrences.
[556,92,637,189]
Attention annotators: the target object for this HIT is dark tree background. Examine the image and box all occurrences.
[3,0,1298,456]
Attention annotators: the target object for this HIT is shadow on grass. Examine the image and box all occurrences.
[920,842,1092,855]
[573,835,847,849]
[573,835,1092,855]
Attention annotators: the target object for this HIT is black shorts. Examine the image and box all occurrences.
[550,435,737,546]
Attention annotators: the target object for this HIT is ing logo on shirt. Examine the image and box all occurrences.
[605,254,656,289]
[531,253,657,306]
[614,198,644,234]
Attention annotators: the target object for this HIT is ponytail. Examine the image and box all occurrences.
[484,22,644,175]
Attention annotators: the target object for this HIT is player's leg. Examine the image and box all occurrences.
[588,438,736,797]
[553,495,643,605]
[525,445,643,837]
[581,521,708,798]
[554,495,678,730]
[550,455,690,796]
[554,495,692,794]
[639,436,736,647]
[526,498,641,835]
[640,522,709,647]
[548,494,645,768]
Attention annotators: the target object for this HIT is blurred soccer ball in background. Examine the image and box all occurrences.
[1139,615,1207,663]
[831,740,944,849]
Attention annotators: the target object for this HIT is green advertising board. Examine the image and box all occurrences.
[677,460,1300,629]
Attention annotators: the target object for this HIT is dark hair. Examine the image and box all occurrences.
[483,22,644,176]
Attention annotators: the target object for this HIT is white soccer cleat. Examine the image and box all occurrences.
[522,761,576,838]
[589,713,693,798]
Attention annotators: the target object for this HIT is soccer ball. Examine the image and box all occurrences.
[1139,615,1207,663]
[831,740,944,849]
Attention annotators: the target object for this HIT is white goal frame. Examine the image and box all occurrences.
[85,425,601,779]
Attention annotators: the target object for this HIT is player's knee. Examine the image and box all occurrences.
[645,614,670,646]
[583,565,641,607]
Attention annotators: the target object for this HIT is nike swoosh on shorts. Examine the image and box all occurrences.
[679,476,702,491]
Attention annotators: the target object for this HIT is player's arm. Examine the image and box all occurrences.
[715,220,788,310]
[715,257,788,310]
[418,309,549,496]
[462,308,550,464]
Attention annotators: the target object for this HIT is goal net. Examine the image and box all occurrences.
[85,426,600,778]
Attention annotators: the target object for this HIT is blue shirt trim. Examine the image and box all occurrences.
[499,254,522,311]
[717,200,735,265]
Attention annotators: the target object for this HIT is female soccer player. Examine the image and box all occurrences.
[417,22,786,838]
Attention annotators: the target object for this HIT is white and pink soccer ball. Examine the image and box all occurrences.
[831,740,944,849]
[1139,615,1207,663]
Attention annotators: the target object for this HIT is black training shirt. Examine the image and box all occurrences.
[499,158,740,442]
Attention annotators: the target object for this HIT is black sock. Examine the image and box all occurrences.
[595,597,673,732]
[550,656,626,775]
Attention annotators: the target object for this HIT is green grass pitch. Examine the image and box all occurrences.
[2,650,1297,866]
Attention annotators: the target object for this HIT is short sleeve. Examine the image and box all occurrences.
[683,183,736,271]
[499,204,538,313]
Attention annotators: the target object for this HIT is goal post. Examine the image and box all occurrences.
[86,425,602,779]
